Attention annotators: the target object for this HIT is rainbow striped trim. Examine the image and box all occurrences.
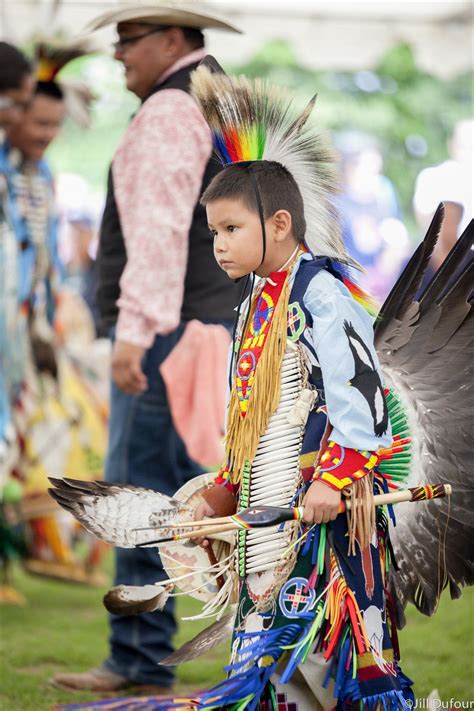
[212,123,267,166]
[342,276,379,318]
[293,506,304,521]
[229,514,251,530]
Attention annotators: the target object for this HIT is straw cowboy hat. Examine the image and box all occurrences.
[85,2,242,33]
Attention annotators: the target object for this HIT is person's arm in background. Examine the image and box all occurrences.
[195,342,239,527]
[413,165,463,270]
[431,202,463,270]
[111,89,212,394]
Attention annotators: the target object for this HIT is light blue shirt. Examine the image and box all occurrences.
[302,265,392,451]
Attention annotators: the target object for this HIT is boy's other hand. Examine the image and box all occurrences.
[302,480,341,524]
[112,340,148,394]
[194,500,217,522]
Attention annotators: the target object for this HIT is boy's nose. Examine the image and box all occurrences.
[214,235,226,253]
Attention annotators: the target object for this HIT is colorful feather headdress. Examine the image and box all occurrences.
[191,57,354,265]
[36,40,90,82]
[34,38,98,127]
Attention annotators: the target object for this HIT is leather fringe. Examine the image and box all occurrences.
[225,274,292,486]
[346,473,375,554]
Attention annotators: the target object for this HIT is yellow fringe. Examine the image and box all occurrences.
[225,274,292,485]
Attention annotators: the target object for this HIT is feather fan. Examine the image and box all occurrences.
[48,477,191,548]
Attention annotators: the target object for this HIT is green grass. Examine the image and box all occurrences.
[400,589,474,700]
[0,564,226,711]
[0,564,472,710]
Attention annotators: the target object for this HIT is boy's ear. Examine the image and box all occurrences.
[271,210,293,242]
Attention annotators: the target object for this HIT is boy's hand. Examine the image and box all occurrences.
[302,480,341,524]
[194,500,217,522]
[193,500,217,549]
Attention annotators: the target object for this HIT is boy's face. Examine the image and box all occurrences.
[207,198,268,280]
[8,93,65,161]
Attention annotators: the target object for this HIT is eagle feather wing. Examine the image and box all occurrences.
[375,207,473,619]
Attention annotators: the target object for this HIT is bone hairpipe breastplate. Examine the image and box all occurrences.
[236,340,317,605]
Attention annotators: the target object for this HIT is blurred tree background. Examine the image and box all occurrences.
[234,39,472,236]
[46,38,472,239]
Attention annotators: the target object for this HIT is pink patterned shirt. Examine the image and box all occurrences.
[113,48,212,348]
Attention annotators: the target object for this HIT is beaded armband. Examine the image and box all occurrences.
[312,441,379,491]
[214,463,240,497]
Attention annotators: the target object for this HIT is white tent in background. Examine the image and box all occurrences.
[1,0,472,78]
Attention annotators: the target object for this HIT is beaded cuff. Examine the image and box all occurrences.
[312,441,378,491]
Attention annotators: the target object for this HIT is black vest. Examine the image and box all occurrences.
[96,61,240,332]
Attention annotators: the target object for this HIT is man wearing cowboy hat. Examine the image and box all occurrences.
[51,3,241,694]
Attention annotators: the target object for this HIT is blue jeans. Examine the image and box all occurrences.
[103,324,204,686]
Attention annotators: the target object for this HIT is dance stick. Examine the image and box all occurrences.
[205,542,226,590]
[163,483,452,529]
[136,484,451,546]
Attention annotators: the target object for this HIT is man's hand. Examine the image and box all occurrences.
[112,340,148,395]
[302,480,341,525]
[194,500,217,549]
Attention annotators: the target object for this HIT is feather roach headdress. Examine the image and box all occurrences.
[34,38,97,127]
[191,57,353,264]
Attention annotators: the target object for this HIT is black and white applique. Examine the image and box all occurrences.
[300,326,323,382]
[343,320,389,437]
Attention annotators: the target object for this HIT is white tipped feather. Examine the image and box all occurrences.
[103,583,173,616]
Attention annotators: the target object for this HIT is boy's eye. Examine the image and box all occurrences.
[227,225,237,233]
[209,229,217,238]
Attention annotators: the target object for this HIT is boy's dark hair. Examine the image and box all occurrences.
[201,161,306,242]
[36,81,64,101]
[0,42,32,91]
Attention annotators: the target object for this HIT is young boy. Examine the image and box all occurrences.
[190,64,414,710]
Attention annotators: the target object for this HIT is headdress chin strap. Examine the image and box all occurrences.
[247,165,267,269]
[232,162,267,280]
[228,163,266,389]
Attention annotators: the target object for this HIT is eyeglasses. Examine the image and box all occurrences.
[113,27,166,52]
